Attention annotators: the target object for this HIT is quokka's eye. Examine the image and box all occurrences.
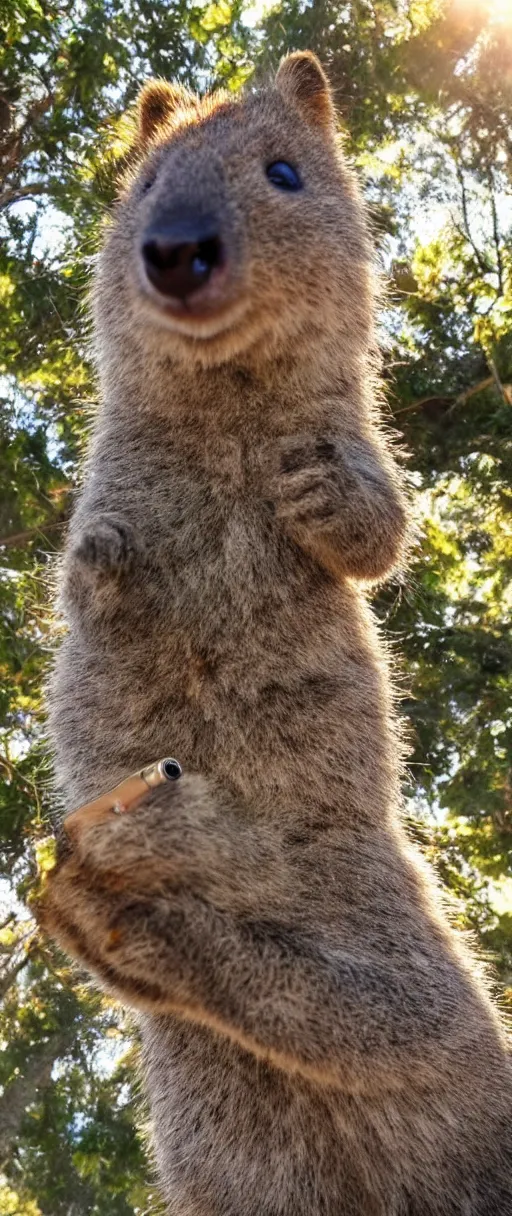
[141,175,156,194]
[266,161,303,191]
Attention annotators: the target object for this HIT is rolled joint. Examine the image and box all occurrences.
[62,756,182,844]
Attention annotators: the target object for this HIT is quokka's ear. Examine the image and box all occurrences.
[275,52,335,133]
[137,80,192,146]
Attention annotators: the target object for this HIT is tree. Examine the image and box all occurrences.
[1,0,511,1207]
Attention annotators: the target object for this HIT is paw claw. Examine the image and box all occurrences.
[274,437,340,529]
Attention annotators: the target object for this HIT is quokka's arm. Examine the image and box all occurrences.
[38,777,475,1096]
[273,432,410,582]
[43,877,472,1096]
[59,511,170,632]
[60,513,144,606]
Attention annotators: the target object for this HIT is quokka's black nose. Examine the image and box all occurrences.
[141,224,224,300]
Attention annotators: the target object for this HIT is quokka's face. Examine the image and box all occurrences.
[96,53,374,368]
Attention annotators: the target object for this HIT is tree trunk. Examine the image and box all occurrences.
[0,1032,70,1166]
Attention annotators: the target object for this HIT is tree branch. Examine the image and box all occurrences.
[0,180,49,209]
[393,375,496,417]
[487,169,504,297]
[0,951,32,1004]
[488,356,511,407]
[0,92,54,186]
[0,518,69,550]
[455,165,492,278]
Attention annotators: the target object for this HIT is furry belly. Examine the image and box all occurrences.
[142,1018,512,1216]
[141,1015,393,1216]
[49,624,393,819]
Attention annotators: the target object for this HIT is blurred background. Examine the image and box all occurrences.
[1,0,511,1211]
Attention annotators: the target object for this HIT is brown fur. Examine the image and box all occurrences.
[37,54,512,1214]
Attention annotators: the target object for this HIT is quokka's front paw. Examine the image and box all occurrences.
[35,789,180,963]
[273,435,343,531]
[35,774,210,972]
[54,772,212,895]
[71,515,141,580]
[35,848,161,998]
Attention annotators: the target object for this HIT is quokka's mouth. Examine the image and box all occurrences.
[140,284,250,339]
[137,255,250,341]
